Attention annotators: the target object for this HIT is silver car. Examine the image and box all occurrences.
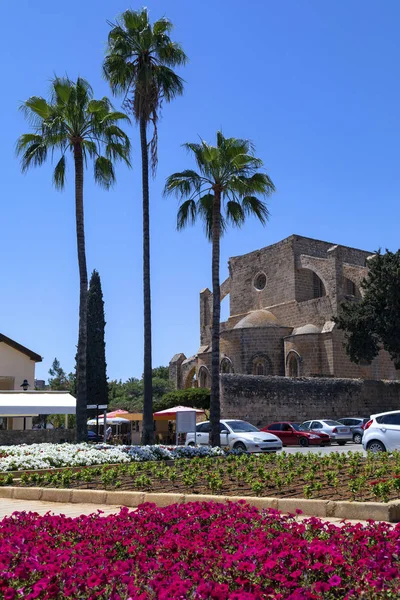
[185,419,282,453]
[301,419,352,445]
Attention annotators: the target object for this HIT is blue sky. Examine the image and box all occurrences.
[2,0,400,383]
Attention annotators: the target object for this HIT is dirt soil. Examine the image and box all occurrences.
[7,454,400,503]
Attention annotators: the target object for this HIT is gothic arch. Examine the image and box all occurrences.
[220,357,234,374]
[286,350,302,377]
[343,276,361,299]
[184,367,196,389]
[247,353,273,376]
[296,268,327,302]
[198,366,210,388]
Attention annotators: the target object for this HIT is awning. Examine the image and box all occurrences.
[0,391,76,415]
[153,405,205,420]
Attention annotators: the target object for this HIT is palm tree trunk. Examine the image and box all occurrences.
[74,143,88,443]
[210,189,221,447]
[140,116,154,445]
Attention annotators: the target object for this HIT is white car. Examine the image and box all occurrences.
[362,410,400,453]
[185,419,283,453]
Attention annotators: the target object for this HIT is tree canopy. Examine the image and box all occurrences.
[335,250,400,368]
[108,367,174,412]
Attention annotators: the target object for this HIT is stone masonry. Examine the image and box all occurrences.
[170,234,400,392]
[220,374,400,427]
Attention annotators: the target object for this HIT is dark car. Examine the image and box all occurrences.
[337,418,369,444]
[88,430,102,442]
[261,422,331,447]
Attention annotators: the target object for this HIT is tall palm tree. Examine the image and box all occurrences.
[104,8,187,444]
[165,132,275,447]
[17,77,131,442]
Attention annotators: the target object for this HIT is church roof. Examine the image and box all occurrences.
[292,324,320,335]
[0,334,42,362]
[234,310,280,329]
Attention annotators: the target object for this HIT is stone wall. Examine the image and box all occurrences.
[220,374,400,427]
[0,429,76,446]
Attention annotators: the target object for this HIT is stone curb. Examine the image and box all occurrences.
[1,487,400,522]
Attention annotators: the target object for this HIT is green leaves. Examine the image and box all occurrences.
[165,131,275,241]
[104,8,187,173]
[53,155,66,190]
[94,156,115,189]
[335,249,400,368]
[18,76,131,188]
[22,96,51,120]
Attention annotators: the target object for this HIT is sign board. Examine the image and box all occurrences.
[176,411,197,446]
[87,404,108,410]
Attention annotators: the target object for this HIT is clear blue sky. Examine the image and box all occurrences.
[2,0,400,383]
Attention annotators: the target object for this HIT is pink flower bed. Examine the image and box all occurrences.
[0,501,399,599]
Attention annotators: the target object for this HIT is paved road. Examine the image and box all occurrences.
[279,443,366,455]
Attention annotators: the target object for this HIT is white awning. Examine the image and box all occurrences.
[0,391,76,415]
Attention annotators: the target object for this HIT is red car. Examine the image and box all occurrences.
[261,422,331,447]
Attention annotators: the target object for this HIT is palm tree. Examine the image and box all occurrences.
[17,77,131,442]
[104,8,187,445]
[165,132,275,447]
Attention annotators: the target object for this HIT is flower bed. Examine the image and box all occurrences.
[0,444,225,472]
[6,450,400,502]
[0,501,399,599]
[0,443,130,472]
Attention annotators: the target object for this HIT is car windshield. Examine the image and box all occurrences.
[226,420,259,433]
[291,423,307,432]
[323,420,343,426]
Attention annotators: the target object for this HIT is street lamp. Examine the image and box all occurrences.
[20,380,30,391]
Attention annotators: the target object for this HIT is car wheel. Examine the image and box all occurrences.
[233,442,247,452]
[299,437,309,448]
[187,442,195,447]
[367,440,386,453]
[337,441,346,446]
[353,433,362,444]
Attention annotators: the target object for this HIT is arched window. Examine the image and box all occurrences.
[198,366,210,388]
[220,357,234,374]
[313,272,325,298]
[288,354,299,377]
[252,356,269,376]
[343,277,360,298]
[296,269,326,302]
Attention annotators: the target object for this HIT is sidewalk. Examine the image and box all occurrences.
[0,498,121,518]
[0,498,378,526]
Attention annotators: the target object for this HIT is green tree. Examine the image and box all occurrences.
[104,8,187,445]
[165,132,275,446]
[335,249,400,368]
[48,358,69,390]
[108,368,174,413]
[87,270,108,408]
[17,77,131,442]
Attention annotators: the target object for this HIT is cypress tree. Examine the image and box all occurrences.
[87,270,108,407]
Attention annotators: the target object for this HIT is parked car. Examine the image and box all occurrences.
[301,420,352,445]
[185,420,283,453]
[337,418,369,444]
[261,422,331,447]
[88,430,102,442]
[362,410,400,453]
